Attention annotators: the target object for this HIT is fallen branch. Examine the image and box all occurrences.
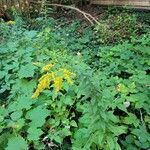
[140,109,146,130]
[30,1,99,25]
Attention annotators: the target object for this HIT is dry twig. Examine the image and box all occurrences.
[30,1,99,25]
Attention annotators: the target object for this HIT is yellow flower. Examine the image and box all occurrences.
[32,64,75,98]
[51,72,55,79]
[60,68,75,85]
[42,64,54,72]
[116,83,128,93]
[7,21,15,25]
[54,77,63,92]
[32,89,40,99]
[32,73,53,99]
[116,84,122,92]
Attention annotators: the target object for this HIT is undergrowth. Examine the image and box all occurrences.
[0,8,150,150]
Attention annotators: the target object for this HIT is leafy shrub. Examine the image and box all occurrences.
[95,12,141,44]
[0,24,87,149]
[73,32,150,149]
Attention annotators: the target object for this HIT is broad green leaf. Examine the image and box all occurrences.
[10,111,22,121]
[26,105,49,128]
[108,124,127,136]
[15,119,25,130]
[11,79,36,96]
[70,120,78,127]
[0,115,4,122]
[0,133,11,150]
[8,96,34,112]
[18,64,37,78]
[107,135,114,150]
[24,30,37,39]
[0,107,7,123]
[27,127,43,141]
[6,136,28,150]
[53,135,62,144]
[61,128,71,136]
[107,111,119,123]
[63,96,74,105]
[16,96,34,110]
[0,71,6,79]
[123,113,139,127]
[114,139,121,150]
[125,135,135,144]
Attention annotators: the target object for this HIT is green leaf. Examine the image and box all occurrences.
[15,119,25,131]
[11,79,36,96]
[24,30,37,39]
[18,64,37,78]
[70,120,78,127]
[16,96,34,110]
[27,127,43,141]
[0,133,11,150]
[108,124,127,136]
[107,135,114,150]
[125,135,135,144]
[63,96,74,105]
[53,135,62,144]
[0,71,6,79]
[114,139,121,150]
[97,132,104,144]
[123,113,139,127]
[6,136,28,150]
[61,128,71,137]
[10,111,22,121]
[8,96,34,113]
[107,111,119,123]
[26,105,49,128]
[0,115,4,123]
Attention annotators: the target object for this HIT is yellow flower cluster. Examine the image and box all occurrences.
[116,84,122,92]
[116,83,128,93]
[60,68,75,85]
[42,64,54,72]
[54,77,63,92]
[32,64,75,99]
[32,73,52,99]
[7,21,16,25]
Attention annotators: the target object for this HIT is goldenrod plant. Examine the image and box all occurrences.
[32,64,75,98]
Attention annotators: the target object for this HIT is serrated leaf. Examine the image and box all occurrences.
[108,124,127,136]
[63,96,74,105]
[27,127,43,141]
[0,115,4,123]
[11,79,36,96]
[10,111,22,121]
[0,71,6,79]
[0,133,11,150]
[70,120,78,127]
[6,136,28,150]
[107,135,114,150]
[123,113,139,127]
[26,106,49,128]
[61,128,71,136]
[16,96,34,110]
[114,139,121,150]
[18,64,37,78]
[53,135,62,144]
[24,30,37,39]
[15,119,25,130]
